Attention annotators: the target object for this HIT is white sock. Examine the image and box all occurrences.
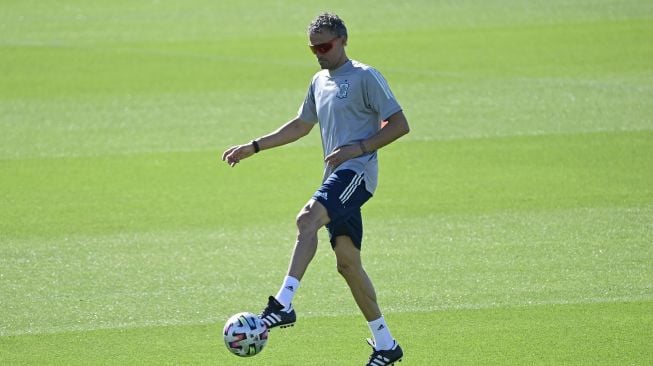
[368,316,394,350]
[275,275,300,311]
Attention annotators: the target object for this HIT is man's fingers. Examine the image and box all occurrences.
[222,146,237,161]
[223,143,256,167]
[227,154,239,166]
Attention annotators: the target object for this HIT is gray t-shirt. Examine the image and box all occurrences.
[297,59,402,194]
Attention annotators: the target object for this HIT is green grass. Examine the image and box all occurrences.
[1,0,652,364]
[2,302,651,365]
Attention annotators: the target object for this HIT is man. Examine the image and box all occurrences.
[222,12,409,366]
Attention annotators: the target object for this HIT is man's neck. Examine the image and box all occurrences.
[329,56,349,71]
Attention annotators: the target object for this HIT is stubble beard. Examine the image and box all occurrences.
[318,59,329,69]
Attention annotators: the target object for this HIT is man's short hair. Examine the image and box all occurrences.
[307,12,347,38]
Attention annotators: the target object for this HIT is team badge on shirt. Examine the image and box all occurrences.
[336,81,350,99]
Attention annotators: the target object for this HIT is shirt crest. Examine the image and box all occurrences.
[336,81,349,99]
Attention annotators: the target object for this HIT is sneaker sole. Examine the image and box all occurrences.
[367,357,402,366]
[370,355,402,365]
[265,321,295,330]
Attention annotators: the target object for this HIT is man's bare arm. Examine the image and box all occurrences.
[222,117,314,167]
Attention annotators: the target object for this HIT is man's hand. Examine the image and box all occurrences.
[222,143,256,167]
[324,144,364,168]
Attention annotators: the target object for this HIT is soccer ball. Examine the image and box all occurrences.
[223,312,268,357]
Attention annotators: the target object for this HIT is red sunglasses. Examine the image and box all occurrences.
[309,36,340,54]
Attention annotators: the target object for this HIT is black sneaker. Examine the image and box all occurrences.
[259,296,296,329]
[366,339,403,366]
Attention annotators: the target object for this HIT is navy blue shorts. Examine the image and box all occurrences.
[312,169,372,250]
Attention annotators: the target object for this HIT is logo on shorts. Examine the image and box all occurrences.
[336,81,349,99]
[315,191,328,201]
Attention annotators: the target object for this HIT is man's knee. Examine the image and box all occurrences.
[296,200,329,234]
[334,237,362,277]
[295,210,316,233]
[336,260,349,276]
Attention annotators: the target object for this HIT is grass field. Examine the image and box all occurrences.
[1,0,652,364]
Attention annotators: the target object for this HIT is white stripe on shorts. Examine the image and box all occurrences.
[339,174,363,204]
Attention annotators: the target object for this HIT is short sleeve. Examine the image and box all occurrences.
[364,68,402,121]
[297,81,318,123]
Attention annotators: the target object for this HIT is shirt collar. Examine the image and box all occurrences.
[328,59,353,77]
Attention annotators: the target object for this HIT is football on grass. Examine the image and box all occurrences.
[223,312,268,357]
